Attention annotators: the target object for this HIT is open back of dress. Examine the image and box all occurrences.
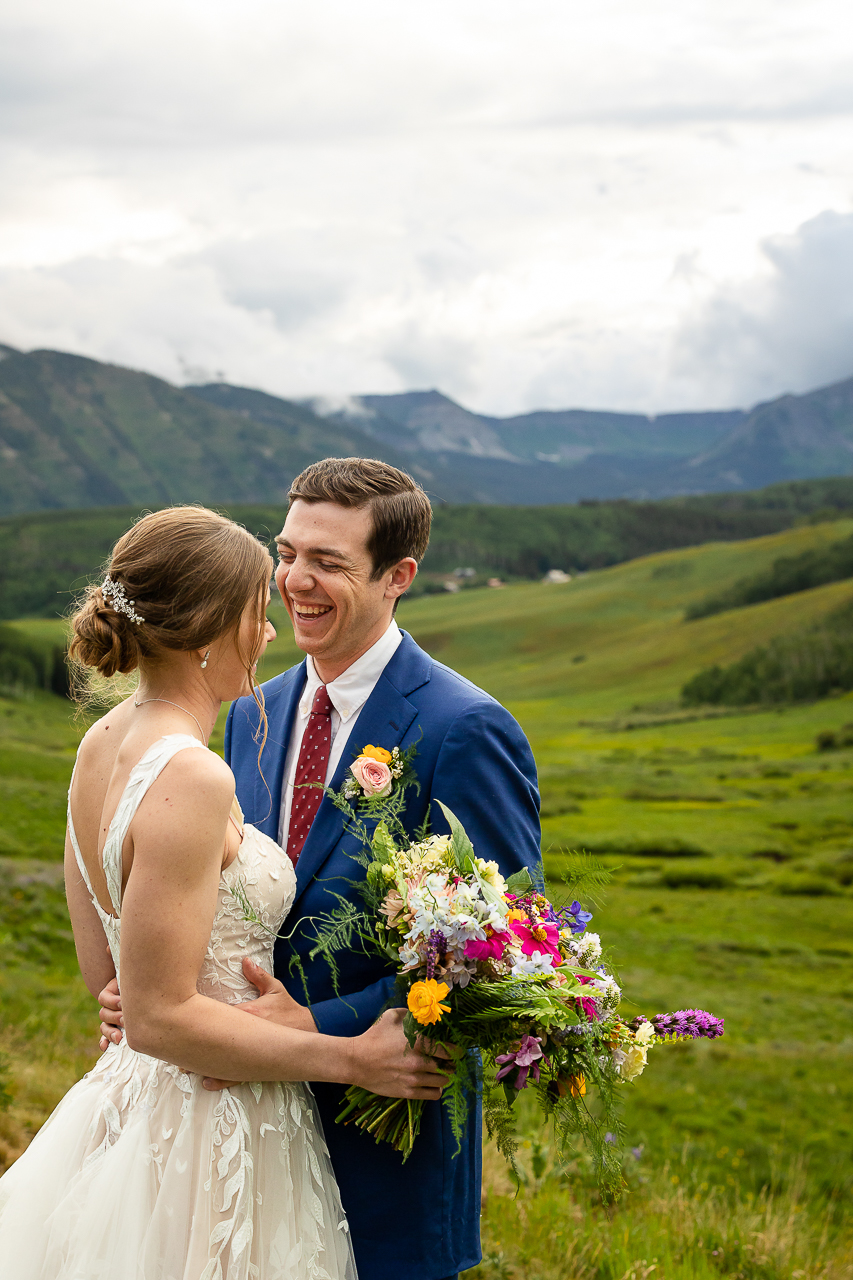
[0,733,357,1280]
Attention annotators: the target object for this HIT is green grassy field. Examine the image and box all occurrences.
[1,519,852,1276]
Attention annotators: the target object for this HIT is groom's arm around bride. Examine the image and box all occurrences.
[226,459,541,1280]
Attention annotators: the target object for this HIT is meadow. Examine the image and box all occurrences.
[1,518,852,1277]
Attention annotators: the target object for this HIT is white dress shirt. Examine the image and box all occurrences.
[277,620,403,847]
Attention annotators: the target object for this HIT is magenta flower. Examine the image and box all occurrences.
[495,1034,546,1090]
[464,931,508,962]
[509,918,563,965]
[575,974,600,1021]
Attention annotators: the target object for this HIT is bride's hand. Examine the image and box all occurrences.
[200,958,317,1091]
[98,977,123,1050]
[349,1009,453,1101]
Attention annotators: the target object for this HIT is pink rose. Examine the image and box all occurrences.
[350,755,393,797]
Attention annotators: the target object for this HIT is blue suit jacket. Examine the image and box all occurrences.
[224,632,540,1280]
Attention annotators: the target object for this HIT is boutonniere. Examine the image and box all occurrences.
[343,742,417,801]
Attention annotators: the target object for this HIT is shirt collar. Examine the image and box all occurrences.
[298,621,403,722]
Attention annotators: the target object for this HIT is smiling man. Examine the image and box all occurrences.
[225,457,541,1280]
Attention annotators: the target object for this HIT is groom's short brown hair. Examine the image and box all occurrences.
[288,457,432,578]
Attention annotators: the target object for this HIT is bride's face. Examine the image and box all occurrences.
[204,586,276,700]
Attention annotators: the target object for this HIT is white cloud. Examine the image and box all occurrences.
[1,0,853,413]
[672,210,853,407]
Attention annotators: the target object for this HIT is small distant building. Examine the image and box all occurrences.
[487,577,504,588]
[453,567,476,579]
[542,569,571,583]
[443,580,461,593]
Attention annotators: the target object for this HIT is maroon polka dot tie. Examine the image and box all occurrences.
[286,684,333,866]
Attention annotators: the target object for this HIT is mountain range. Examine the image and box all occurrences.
[2,341,853,515]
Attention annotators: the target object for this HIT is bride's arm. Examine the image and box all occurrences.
[119,750,443,1099]
[64,832,116,999]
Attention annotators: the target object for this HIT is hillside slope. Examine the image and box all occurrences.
[5,476,853,620]
[0,348,390,516]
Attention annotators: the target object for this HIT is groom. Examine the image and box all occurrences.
[104,457,540,1279]
[228,458,540,1280]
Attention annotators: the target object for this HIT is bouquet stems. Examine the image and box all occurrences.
[336,1087,424,1159]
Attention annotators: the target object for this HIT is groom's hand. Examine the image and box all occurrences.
[200,958,317,1091]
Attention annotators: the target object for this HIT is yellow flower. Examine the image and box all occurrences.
[362,744,393,763]
[556,1073,586,1099]
[505,908,527,924]
[407,979,451,1026]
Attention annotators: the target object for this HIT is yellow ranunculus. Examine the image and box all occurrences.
[362,744,393,764]
[407,979,451,1026]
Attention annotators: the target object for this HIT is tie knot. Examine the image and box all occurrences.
[311,684,333,717]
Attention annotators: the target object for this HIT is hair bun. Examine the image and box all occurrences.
[69,587,141,678]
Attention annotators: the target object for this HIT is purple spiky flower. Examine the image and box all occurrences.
[426,929,446,981]
[652,1009,725,1040]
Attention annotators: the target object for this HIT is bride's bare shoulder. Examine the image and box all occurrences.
[144,741,235,808]
[73,701,137,774]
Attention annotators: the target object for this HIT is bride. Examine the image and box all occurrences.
[0,506,446,1280]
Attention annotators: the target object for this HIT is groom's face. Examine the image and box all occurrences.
[275,499,398,677]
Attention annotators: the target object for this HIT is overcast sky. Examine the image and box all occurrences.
[2,0,853,415]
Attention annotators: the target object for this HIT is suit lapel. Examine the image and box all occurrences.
[252,661,307,840]
[292,639,429,902]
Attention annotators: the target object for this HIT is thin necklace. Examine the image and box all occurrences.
[133,695,208,745]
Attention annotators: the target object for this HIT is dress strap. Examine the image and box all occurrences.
[100,734,208,916]
[66,757,97,902]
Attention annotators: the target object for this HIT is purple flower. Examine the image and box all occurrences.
[567,900,593,935]
[604,1132,617,1145]
[651,1009,725,1040]
[426,929,446,981]
[631,1145,644,1161]
[495,1035,546,1090]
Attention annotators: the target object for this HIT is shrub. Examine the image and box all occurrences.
[0,625,69,698]
[682,600,853,707]
[660,868,730,889]
[774,877,842,897]
[686,532,853,620]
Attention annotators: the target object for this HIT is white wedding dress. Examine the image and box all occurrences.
[0,734,357,1280]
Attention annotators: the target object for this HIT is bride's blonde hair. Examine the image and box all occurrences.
[70,506,273,747]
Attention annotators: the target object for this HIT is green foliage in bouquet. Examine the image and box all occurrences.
[233,746,723,1202]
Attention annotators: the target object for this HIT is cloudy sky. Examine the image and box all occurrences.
[2,0,853,415]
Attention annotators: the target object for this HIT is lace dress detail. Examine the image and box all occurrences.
[0,734,356,1280]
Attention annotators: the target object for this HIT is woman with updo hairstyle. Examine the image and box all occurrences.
[0,506,446,1280]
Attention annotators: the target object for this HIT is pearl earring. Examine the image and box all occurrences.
[201,650,210,669]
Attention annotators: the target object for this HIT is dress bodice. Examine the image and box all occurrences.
[67,733,295,999]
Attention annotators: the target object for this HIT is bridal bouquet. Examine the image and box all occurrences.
[297,760,724,1199]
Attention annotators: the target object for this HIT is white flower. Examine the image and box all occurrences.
[511,952,556,977]
[590,972,621,1011]
[634,1021,656,1047]
[576,932,602,964]
[398,943,423,971]
[475,857,507,893]
[613,1043,648,1081]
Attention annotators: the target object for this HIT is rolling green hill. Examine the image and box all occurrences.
[4,475,853,620]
